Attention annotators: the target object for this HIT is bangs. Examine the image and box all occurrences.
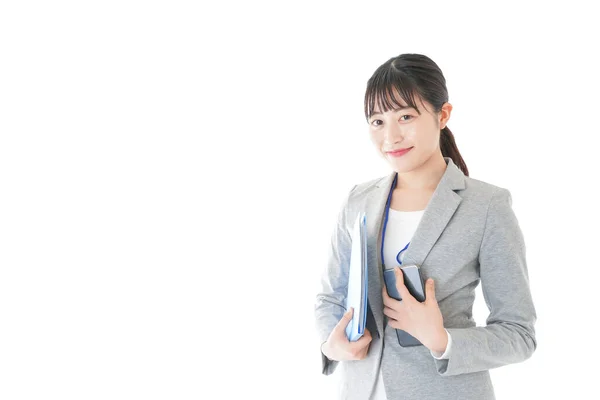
[364,66,422,120]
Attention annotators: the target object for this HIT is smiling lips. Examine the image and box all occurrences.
[387,147,413,157]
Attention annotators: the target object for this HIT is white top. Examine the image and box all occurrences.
[370,208,453,400]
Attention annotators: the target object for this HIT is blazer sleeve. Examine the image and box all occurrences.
[314,184,357,376]
[433,187,538,376]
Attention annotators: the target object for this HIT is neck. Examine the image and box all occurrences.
[395,154,448,190]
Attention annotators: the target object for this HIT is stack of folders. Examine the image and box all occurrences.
[345,211,368,342]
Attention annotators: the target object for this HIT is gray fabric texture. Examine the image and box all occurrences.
[314,157,537,400]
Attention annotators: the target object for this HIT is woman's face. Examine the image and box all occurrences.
[368,92,452,173]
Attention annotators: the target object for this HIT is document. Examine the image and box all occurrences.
[345,211,368,342]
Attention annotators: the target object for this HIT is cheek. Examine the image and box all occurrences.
[369,132,381,146]
[412,128,437,147]
[403,130,418,146]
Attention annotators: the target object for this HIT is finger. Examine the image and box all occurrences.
[382,284,389,300]
[382,305,398,321]
[384,308,402,329]
[381,285,399,308]
[352,344,368,361]
[351,331,373,353]
[425,278,437,305]
[350,328,372,349]
[357,342,371,360]
[356,327,371,343]
[395,267,414,302]
[333,308,353,335]
[357,328,372,344]
[382,285,392,306]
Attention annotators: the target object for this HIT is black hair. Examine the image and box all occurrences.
[363,53,469,176]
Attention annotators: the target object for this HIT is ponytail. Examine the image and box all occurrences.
[440,126,469,177]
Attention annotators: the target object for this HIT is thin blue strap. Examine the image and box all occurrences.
[396,241,410,265]
[381,173,396,268]
[381,172,411,267]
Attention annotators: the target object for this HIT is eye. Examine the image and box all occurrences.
[400,115,413,121]
[371,119,383,127]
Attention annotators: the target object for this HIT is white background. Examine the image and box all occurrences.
[1,1,599,399]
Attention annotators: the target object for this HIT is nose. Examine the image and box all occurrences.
[382,120,405,146]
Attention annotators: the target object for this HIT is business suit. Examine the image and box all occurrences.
[314,157,537,400]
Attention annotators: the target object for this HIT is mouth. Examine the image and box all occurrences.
[386,147,413,157]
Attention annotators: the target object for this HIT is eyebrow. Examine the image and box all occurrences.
[370,106,414,117]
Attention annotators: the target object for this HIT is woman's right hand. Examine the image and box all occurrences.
[321,308,373,361]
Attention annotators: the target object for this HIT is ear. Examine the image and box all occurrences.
[439,102,452,129]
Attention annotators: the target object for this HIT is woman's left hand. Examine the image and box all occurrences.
[382,267,447,353]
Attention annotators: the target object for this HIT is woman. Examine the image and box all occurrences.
[314,53,537,400]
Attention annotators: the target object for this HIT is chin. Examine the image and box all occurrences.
[389,161,415,173]
[389,156,423,173]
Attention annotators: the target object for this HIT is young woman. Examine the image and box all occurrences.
[314,53,537,400]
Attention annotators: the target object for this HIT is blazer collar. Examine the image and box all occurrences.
[366,156,466,337]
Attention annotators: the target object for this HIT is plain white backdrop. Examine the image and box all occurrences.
[1,1,599,399]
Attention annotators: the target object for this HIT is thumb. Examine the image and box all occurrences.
[338,308,354,330]
[426,278,437,304]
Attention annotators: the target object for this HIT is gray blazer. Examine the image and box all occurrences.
[314,157,537,400]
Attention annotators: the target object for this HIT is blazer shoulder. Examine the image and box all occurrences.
[462,176,515,213]
[350,174,388,197]
[463,175,510,197]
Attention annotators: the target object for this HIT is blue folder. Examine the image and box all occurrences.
[345,211,368,342]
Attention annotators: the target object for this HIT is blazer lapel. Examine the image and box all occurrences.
[365,157,466,338]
